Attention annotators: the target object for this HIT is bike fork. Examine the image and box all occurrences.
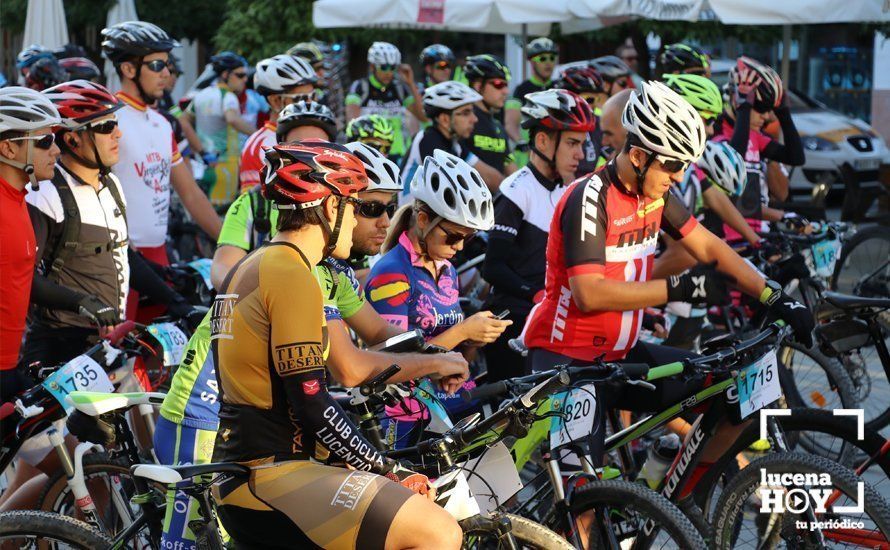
[49,429,106,531]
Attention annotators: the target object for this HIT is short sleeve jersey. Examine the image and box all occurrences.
[0,177,36,370]
[239,121,276,190]
[189,84,241,154]
[400,127,477,204]
[211,242,329,463]
[113,92,183,248]
[346,75,415,157]
[462,105,511,172]
[523,162,697,361]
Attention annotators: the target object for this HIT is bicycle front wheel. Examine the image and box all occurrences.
[832,225,890,297]
[461,513,573,549]
[571,478,707,550]
[0,510,113,549]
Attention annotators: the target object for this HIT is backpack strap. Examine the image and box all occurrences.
[248,185,272,250]
[46,171,82,275]
[359,79,370,106]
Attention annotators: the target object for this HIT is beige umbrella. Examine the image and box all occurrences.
[22,0,69,49]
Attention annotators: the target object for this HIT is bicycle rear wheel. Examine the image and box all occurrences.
[832,225,890,297]
[461,513,573,549]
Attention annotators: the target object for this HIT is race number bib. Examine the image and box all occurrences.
[147,323,189,366]
[737,350,781,419]
[188,258,213,290]
[550,384,597,449]
[811,238,841,278]
[43,355,114,412]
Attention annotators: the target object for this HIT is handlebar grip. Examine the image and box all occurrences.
[103,320,136,346]
[462,381,508,403]
[520,370,571,408]
[647,362,684,380]
[620,363,650,380]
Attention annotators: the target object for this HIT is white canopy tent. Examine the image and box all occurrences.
[22,0,69,50]
[103,0,140,92]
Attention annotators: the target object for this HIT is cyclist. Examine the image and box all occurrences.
[101,20,221,321]
[0,87,61,399]
[598,88,633,161]
[553,65,608,176]
[23,80,196,370]
[367,150,510,434]
[400,81,484,199]
[717,56,805,233]
[23,57,68,91]
[210,140,461,549]
[183,51,254,204]
[463,54,517,186]
[345,114,395,155]
[521,81,814,464]
[287,41,327,83]
[346,42,425,163]
[58,57,101,83]
[15,44,54,84]
[238,54,318,190]
[590,55,634,96]
[505,37,558,145]
[418,44,455,94]
[482,89,594,382]
[659,43,711,77]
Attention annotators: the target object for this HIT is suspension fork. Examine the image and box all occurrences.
[49,428,106,531]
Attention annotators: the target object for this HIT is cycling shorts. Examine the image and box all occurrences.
[527,341,703,465]
[212,460,414,550]
[154,416,221,550]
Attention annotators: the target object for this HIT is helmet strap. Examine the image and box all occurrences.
[0,138,40,191]
[130,59,153,105]
[316,197,349,258]
[630,150,657,195]
[530,130,561,172]
[415,210,442,256]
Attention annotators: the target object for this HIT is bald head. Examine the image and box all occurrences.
[600,88,634,158]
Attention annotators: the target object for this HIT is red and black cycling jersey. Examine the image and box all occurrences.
[523,161,697,361]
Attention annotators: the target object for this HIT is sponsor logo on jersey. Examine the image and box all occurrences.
[274,342,325,375]
[579,177,603,241]
[209,294,237,340]
[302,380,321,395]
[331,471,377,510]
[473,134,507,153]
[616,221,658,248]
[550,285,573,342]
[492,223,519,236]
[636,197,664,218]
[612,214,634,227]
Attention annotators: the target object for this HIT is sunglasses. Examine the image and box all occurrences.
[232,71,248,79]
[533,54,557,63]
[653,153,689,174]
[377,64,397,72]
[437,224,475,246]
[362,139,391,155]
[8,133,56,150]
[433,61,452,70]
[86,118,119,135]
[487,79,509,90]
[353,198,397,219]
[142,59,170,73]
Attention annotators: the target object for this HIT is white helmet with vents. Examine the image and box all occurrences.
[0,86,61,133]
[254,55,317,95]
[622,80,706,163]
[696,141,747,198]
[423,81,482,112]
[367,42,401,66]
[344,141,402,193]
[410,150,493,231]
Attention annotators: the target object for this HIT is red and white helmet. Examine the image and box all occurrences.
[521,89,596,133]
[729,56,783,109]
[622,81,706,163]
[43,80,122,129]
[262,140,368,209]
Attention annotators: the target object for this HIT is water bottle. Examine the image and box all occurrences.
[638,433,681,489]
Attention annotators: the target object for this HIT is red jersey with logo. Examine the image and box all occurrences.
[0,177,37,370]
[239,121,276,190]
[523,162,697,361]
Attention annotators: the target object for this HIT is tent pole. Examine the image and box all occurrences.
[522,23,528,80]
[781,25,792,85]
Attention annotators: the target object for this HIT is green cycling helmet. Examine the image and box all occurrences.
[662,73,723,121]
[346,114,395,144]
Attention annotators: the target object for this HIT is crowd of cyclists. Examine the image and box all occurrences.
[1,18,888,550]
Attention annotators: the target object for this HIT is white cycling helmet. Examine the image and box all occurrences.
[622,80,706,163]
[423,81,482,113]
[410,150,493,231]
[345,141,402,193]
[368,42,401,66]
[696,141,747,198]
[0,86,62,133]
[254,55,317,96]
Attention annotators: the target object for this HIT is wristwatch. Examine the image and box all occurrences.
[759,279,783,305]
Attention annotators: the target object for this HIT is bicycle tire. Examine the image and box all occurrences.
[570,479,707,550]
[831,225,890,296]
[713,452,890,549]
[460,513,573,549]
[778,341,858,417]
[0,510,113,548]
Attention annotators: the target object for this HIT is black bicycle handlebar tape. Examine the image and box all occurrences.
[520,370,571,408]
[462,380,509,402]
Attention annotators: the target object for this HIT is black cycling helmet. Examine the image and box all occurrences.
[53,44,88,60]
[276,101,338,143]
[659,43,710,75]
[589,55,631,82]
[101,21,179,64]
[463,54,511,83]
[211,51,247,75]
[420,44,455,66]
[527,37,557,59]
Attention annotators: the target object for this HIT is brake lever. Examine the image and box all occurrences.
[625,379,656,391]
[15,398,45,419]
